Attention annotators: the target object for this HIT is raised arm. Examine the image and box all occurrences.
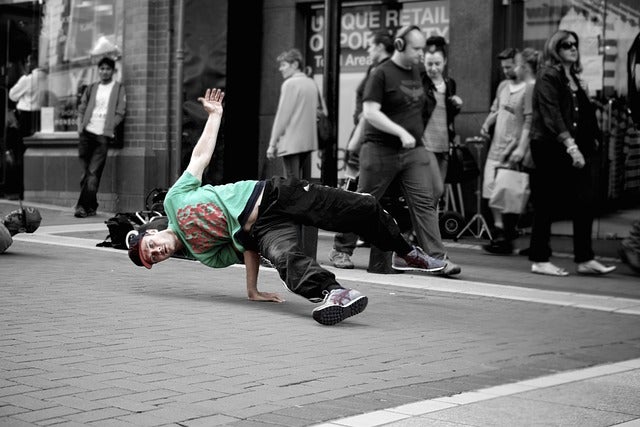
[186,88,225,181]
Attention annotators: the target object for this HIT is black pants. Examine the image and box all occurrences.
[251,177,413,301]
[77,131,110,212]
[528,140,595,263]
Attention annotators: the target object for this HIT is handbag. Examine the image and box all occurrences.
[445,143,479,183]
[315,84,332,149]
[488,166,530,214]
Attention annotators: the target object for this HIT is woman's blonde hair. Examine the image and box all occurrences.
[543,29,582,73]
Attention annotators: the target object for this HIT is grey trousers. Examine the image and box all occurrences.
[334,143,446,259]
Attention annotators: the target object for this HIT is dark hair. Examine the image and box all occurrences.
[543,29,582,73]
[426,35,448,58]
[97,56,115,69]
[497,47,518,60]
[520,47,541,75]
[276,48,303,70]
[372,30,394,54]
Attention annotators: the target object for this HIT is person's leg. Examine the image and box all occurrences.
[262,176,444,273]
[482,157,501,232]
[436,151,449,188]
[254,216,341,301]
[282,154,302,179]
[83,135,110,212]
[528,167,553,263]
[571,164,595,263]
[76,131,95,213]
[332,143,397,257]
[398,148,446,259]
[425,150,444,203]
[253,196,369,325]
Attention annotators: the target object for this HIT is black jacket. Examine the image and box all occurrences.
[422,75,461,143]
[530,64,601,150]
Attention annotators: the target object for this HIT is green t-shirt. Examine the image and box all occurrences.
[164,171,259,268]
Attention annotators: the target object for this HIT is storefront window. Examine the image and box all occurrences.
[306,0,450,179]
[524,0,640,199]
[37,0,124,133]
[523,0,639,100]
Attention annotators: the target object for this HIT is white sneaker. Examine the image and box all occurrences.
[577,259,616,275]
[312,288,368,325]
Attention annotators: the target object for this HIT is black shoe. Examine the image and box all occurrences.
[74,206,87,218]
[482,240,514,255]
[518,247,531,257]
[86,209,97,217]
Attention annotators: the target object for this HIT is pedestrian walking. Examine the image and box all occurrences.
[329,25,461,276]
[344,30,394,185]
[127,88,445,326]
[7,54,46,199]
[528,30,615,276]
[479,47,521,239]
[421,35,462,208]
[267,49,317,179]
[483,47,540,255]
[75,56,126,218]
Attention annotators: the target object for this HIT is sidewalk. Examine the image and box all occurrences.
[315,358,640,427]
[2,197,639,426]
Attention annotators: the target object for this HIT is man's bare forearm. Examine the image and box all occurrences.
[186,88,225,181]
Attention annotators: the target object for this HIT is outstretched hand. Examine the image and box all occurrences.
[197,88,225,116]
[248,291,285,303]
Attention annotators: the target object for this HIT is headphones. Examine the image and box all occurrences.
[394,25,422,52]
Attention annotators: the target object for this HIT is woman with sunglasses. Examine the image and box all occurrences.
[527,29,615,276]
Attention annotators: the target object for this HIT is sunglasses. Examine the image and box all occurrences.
[559,41,578,50]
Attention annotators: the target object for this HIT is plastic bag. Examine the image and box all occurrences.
[489,167,530,214]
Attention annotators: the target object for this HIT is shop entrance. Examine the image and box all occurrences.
[0,0,40,199]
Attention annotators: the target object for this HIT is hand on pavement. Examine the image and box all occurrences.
[248,291,285,303]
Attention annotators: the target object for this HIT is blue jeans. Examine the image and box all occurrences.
[77,131,110,211]
[251,177,413,301]
[334,143,446,259]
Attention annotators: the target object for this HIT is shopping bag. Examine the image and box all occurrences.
[315,83,332,149]
[489,167,530,214]
[317,109,331,149]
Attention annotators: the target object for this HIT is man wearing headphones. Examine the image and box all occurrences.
[330,25,462,276]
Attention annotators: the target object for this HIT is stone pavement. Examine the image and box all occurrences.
[1,199,639,426]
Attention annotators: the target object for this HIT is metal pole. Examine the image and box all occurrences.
[165,0,174,188]
[173,0,185,183]
[321,0,340,187]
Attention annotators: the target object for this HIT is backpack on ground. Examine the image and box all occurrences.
[97,211,164,250]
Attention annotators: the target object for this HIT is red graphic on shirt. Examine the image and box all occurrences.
[176,203,228,253]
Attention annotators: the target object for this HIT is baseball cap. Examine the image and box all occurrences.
[127,230,153,269]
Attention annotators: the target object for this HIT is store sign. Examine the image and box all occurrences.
[308,1,449,74]
[306,1,449,179]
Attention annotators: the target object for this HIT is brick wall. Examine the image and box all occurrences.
[25,0,180,213]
